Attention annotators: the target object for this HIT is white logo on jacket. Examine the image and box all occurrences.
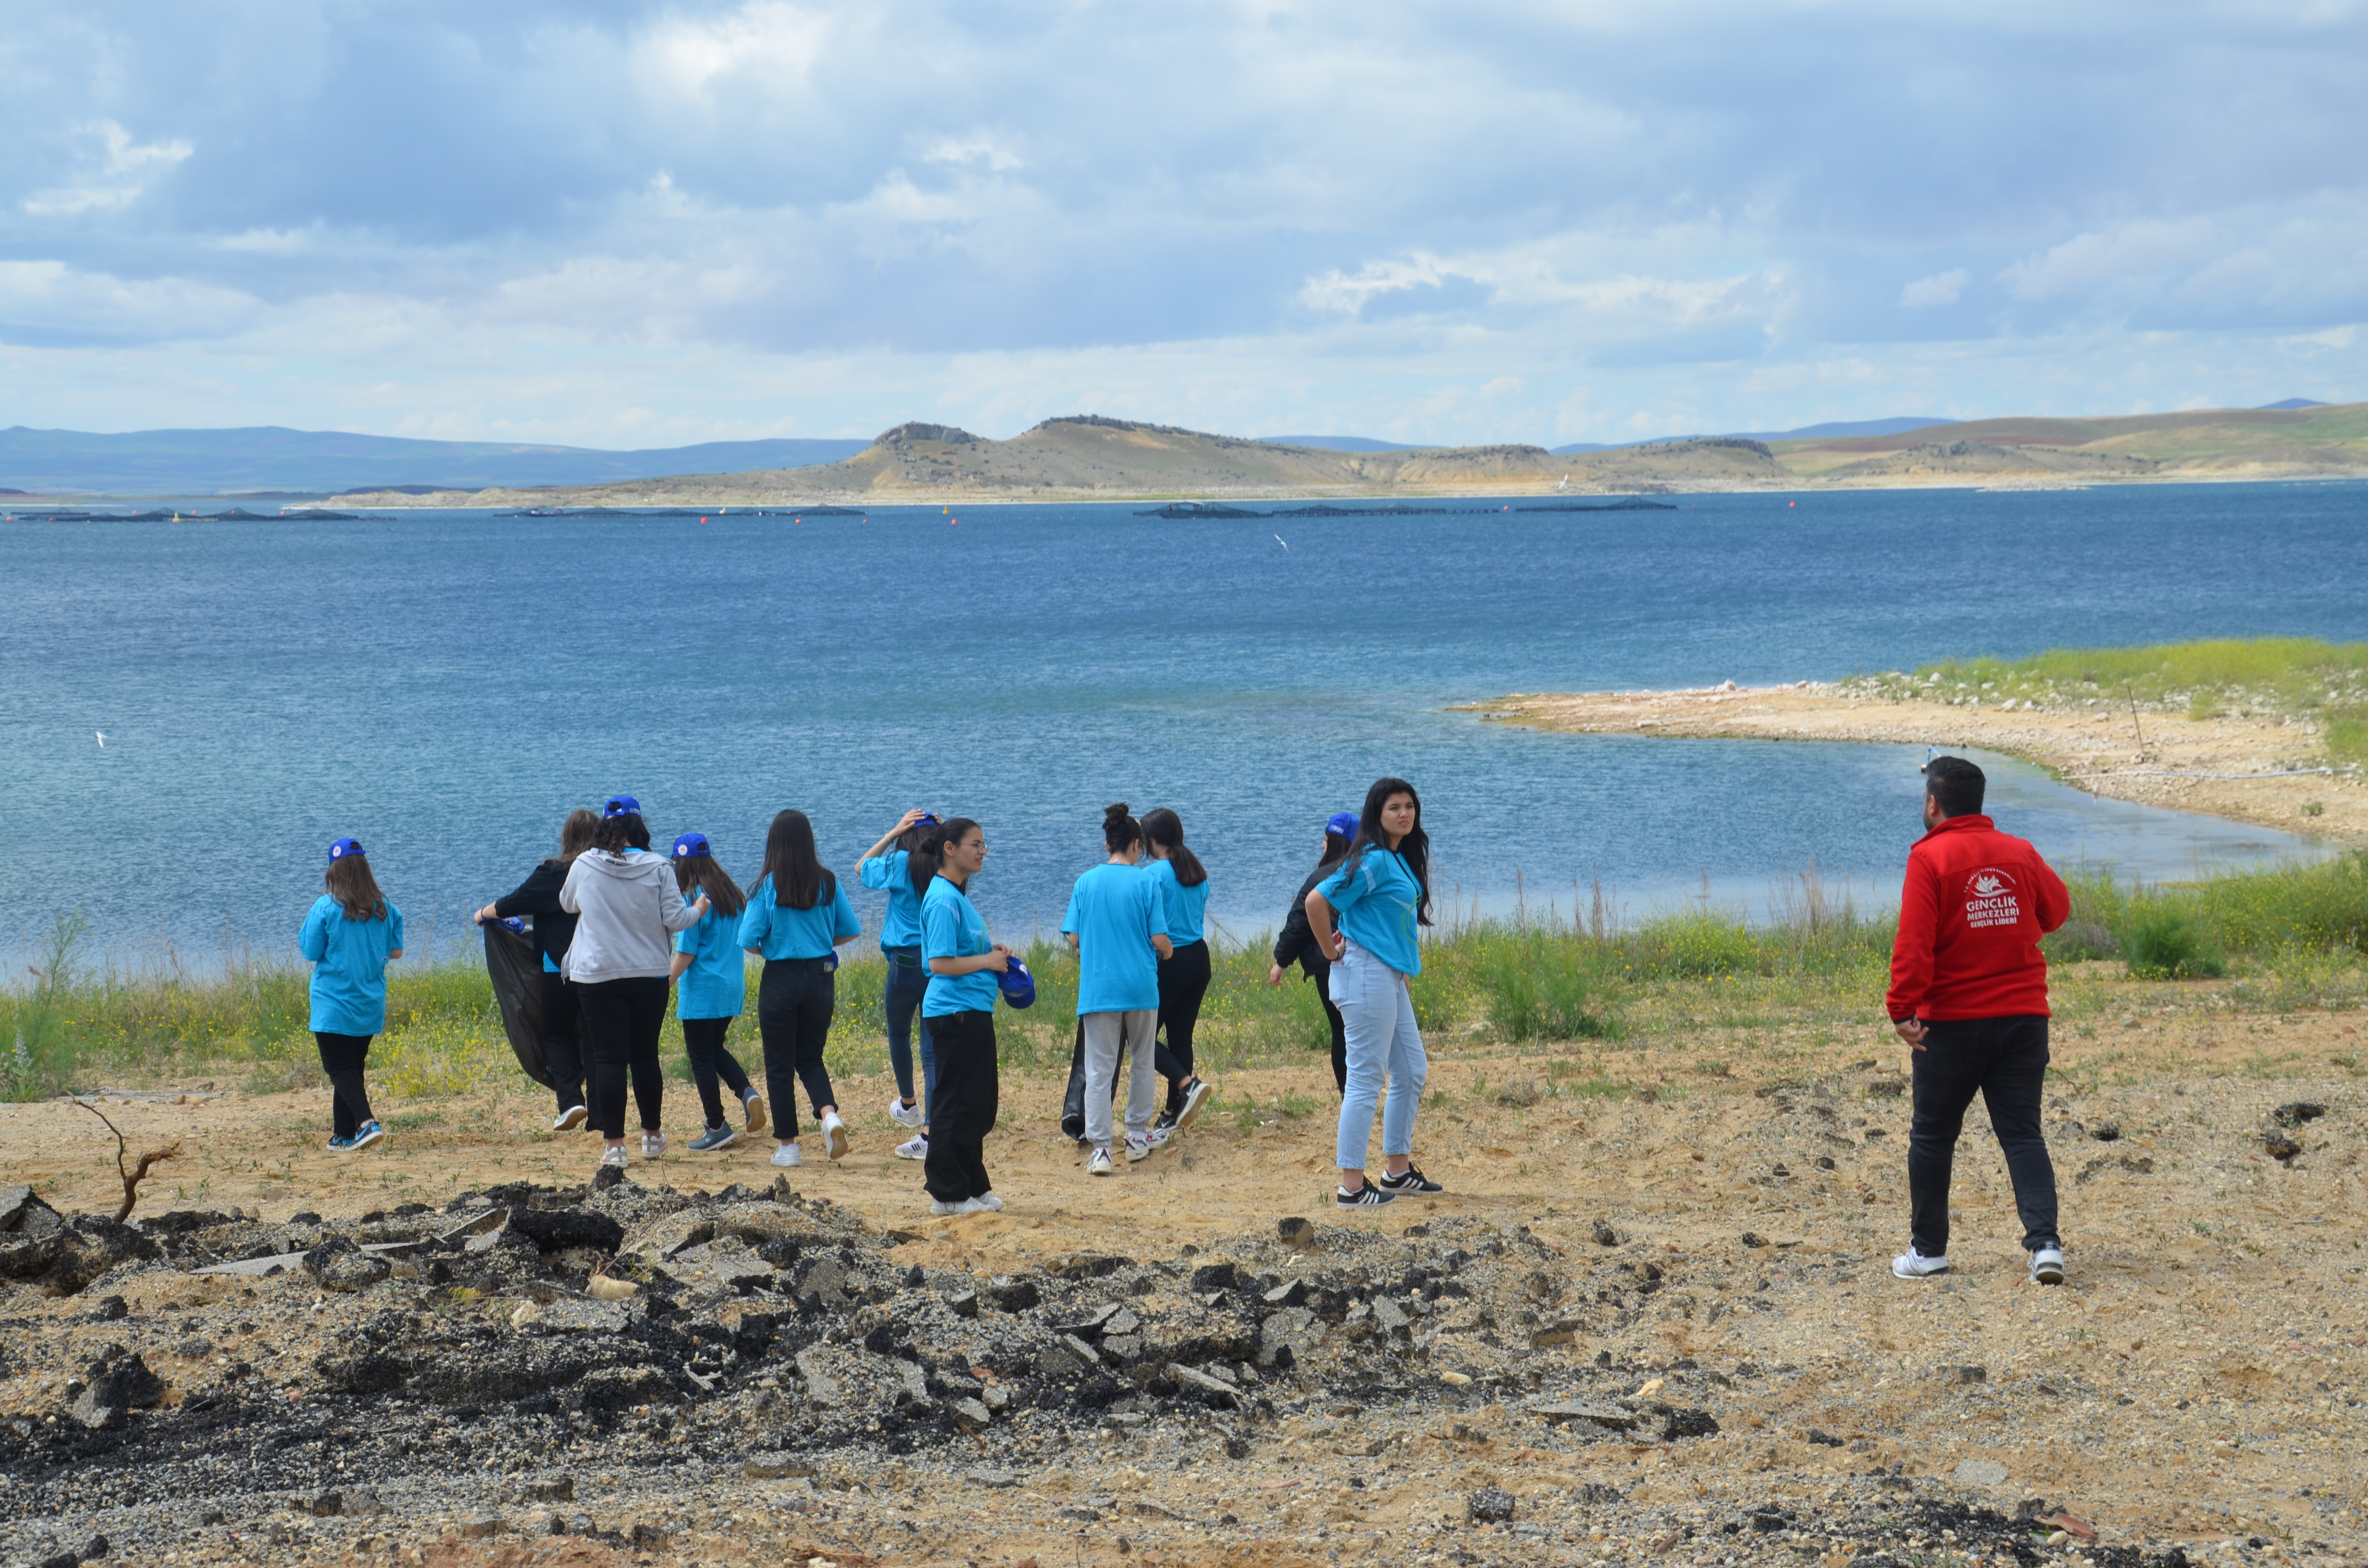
[1961,867,2022,929]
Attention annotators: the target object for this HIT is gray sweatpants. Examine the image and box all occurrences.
[1081,1008,1160,1149]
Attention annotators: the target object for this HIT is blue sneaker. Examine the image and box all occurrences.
[326,1134,354,1152]
[689,1124,740,1152]
[348,1120,385,1151]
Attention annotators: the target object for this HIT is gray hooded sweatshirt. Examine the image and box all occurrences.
[558,848,701,984]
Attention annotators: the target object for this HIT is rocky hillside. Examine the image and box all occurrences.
[1776,402,2368,483]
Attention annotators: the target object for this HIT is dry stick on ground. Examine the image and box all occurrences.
[69,1097,180,1222]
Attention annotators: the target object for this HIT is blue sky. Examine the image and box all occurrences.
[3,1,2365,447]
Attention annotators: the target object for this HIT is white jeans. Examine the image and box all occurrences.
[1330,941,1426,1169]
[1081,1008,1159,1148]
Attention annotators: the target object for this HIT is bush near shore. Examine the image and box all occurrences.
[7,851,2365,1104]
[1841,635,2368,763]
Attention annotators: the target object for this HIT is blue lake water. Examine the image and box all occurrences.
[3,481,2361,969]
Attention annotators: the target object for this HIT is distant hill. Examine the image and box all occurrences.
[0,426,871,495]
[1773,402,2368,483]
[2260,398,2328,411]
[340,417,1794,506]
[1255,435,1429,453]
[1550,415,1955,455]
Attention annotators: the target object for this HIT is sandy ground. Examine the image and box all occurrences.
[1477,684,2366,847]
[5,991,2366,1565]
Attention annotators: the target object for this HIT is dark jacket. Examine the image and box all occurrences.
[492,859,580,971]
[1272,858,1346,983]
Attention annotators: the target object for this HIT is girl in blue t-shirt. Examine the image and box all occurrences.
[297,838,404,1152]
[856,808,939,1159]
[1062,804,1172,1174]
[1143,807,1216,1135]
[667,832,765,1152]
[1304,777,1447,1209]
[739,809,862,1168]
[914,817,1012,1216]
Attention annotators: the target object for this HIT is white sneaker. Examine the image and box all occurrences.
[1145,1123,1174,1151]
[894,1134,929,1161]
[1088,1147,1114,1176]
[771,1142,802,1168]
[600,1145,628,1169]
[889,1095,926,1129]
[2029,1245,2066,1286]
[973,1193,1004,1212]
[930,1197,987,1217]
[1125,1135,1153,1163]
[553,1105,588,1132]
[1893,1249,1950,1279]
[820,1111,849,1161]
[641,1131,667,1158]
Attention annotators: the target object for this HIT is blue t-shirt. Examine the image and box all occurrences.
[1061,862,1164,1015]
[299,894,406,1035]
[738,874,861,960]
[859,850,925,949]
[921,875,998,1017]
[672,900,748,1019]
[1316,848,1423,976]
[1147,857,1210,946]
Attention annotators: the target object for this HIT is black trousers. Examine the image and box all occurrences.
[1908,1014,2061,1256]
[680,1016,753,1128]
[1157,939,1213,1109]
[757,959,837,1138]
[542,968,587,1115]
[577,976,668,1139]
[313,1031,375,1139]
[925,1008,999,1201]
[1312,967,1347,1094]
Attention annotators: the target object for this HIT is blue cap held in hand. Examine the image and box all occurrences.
[605,795,641,818]
[997,956,1036,1009]
[328,837,365,861]
[672,832,710,859]
[1326,811,1360,840]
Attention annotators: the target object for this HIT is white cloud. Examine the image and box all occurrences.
[1899,269,1968,308]
[2000,219,2220,303]
[21,120,193,216]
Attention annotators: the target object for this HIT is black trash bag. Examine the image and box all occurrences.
[482,921,554,1089]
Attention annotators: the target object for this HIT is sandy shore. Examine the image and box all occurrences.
[1477,683,2367,848]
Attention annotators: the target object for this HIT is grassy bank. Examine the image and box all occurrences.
[7,853,2366,1103]
[1840,636,2368,763]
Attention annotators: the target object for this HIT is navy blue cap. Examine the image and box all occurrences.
[1326,812,1360,840]
[671,832,710,859]
[328,837,365,861]
[604,795,641,818]
[997,956,1036,1009]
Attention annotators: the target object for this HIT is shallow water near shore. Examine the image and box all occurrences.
[3,480,2359,967]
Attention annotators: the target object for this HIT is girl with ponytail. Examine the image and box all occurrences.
[1141,807,1215,1134]
[916,817,1012,1215]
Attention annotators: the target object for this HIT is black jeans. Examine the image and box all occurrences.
[578,976,668,1138]
[757,959,838,1138]
[1908,1014,2060,1256]
[680,1016,753,1129]
[925,1008,999,1202]
[542,968,586,1115]
[313,1031,375,1139]
[1311,965,1347,1094]
[1157,939,1213,1110]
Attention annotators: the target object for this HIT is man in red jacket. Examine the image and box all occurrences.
[1887,756,2072,1286]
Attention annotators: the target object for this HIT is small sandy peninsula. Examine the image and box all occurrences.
[1477,682,2366,847]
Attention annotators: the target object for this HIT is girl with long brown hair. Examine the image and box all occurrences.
[299,837,405,1152]
[737,808,861,1168]
[478,806,600,1129]
[668,831,766,1152]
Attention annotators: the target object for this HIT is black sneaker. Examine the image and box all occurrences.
[1334,1183,1396,1209]
[1154,1105,1181,1134]
[1377,1165,1444,1195]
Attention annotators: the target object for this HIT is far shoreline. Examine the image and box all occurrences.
[1472,680,2366,850]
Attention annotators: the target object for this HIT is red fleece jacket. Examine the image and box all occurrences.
[1886,814,2070,1022]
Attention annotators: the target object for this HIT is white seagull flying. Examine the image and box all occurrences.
[95,732,106,748]
[1273,534,1289,551]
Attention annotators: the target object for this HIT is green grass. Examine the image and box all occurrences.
[1840,636,2368,763]
[9,850,2368,1100]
